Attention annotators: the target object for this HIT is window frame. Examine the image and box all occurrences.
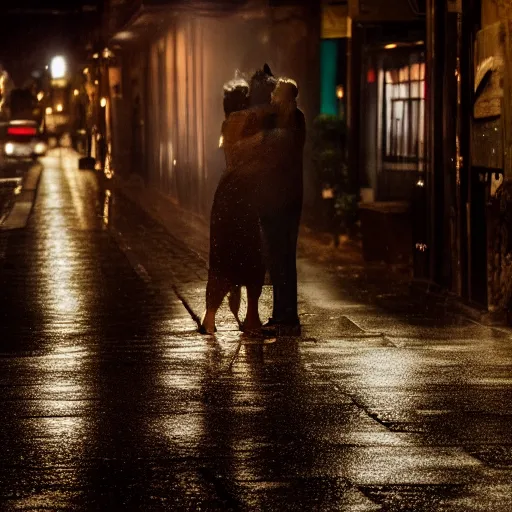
[381,54,425,165]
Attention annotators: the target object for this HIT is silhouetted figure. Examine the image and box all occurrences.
[200,76,266,334]
[258,78,305,336]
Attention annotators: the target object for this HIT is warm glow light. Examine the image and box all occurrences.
[104,144,114,179]
[94,80,99,85]
[100,97,107,107]
[218,135,224,148]
[50,56,66,79]
[73,89,79,96]
[56,104,63,112]
[35,142,47,155]
[336,85,344,99]
[83,67,89,75]
[5,143,14,155]
[46,107,53,115]
[93,53,99,59]
[103,189,111,225]
[115,31,133,41]
[37,91,44,101]
[384,43,398,49]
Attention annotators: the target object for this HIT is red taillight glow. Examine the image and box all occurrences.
[7,127,37,136]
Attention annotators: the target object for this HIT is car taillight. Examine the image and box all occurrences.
[7,127,37,136]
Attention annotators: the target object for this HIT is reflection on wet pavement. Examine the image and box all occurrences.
[0,149,511,510]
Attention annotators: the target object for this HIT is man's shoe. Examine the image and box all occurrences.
[260,319,301,337]
[260,318,278,335]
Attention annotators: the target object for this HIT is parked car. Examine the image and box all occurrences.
[3,120,47,160]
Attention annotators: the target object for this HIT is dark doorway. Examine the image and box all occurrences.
[468,167,488,306]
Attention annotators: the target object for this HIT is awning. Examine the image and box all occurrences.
[109,0,265,45]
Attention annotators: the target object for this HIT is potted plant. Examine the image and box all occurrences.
[311,114,356,245]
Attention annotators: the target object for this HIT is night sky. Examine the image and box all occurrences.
[0,0,99,10]
[0,1,102,85]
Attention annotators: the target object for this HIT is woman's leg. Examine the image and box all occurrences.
[243,283,263,332]
[228,285,242,328]
[200,271,231,334]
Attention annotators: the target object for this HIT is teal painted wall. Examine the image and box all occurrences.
[320,39,338,116]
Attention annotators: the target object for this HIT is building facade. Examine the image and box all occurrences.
[342,0,426,265]
[103,0,321,218]
[414,0,512,322]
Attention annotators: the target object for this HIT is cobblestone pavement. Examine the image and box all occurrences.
[0,149,512,511]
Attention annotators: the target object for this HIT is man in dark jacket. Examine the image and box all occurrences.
[247,65,306,336]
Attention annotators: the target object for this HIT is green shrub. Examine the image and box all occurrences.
[311,114,356,237]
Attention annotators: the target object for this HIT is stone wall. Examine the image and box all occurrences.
[478,1,512,316]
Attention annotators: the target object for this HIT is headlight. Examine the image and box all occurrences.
[34,142,47,155]
[5,143,14,155]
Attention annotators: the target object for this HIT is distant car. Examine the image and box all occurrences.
[4,120,47,160]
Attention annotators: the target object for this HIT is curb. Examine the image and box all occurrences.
[0,163,43,231]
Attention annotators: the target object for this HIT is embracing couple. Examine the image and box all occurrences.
[199,63,305,338]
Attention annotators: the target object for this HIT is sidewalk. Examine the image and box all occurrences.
[111,173,413,309]
[109,173,512,344]
[108,173,445,348]
[113,173,507,329]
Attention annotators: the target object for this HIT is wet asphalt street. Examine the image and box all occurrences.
[1,149,512,511]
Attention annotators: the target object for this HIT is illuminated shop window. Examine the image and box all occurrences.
[384,60,425,162]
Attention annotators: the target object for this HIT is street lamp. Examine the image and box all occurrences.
[50,56,66,79]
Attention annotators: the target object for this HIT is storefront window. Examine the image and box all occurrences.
[383,58,425,162]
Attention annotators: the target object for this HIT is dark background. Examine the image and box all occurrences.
[0,0,102,86]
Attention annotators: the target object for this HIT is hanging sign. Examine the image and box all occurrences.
[322,5,351,39]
